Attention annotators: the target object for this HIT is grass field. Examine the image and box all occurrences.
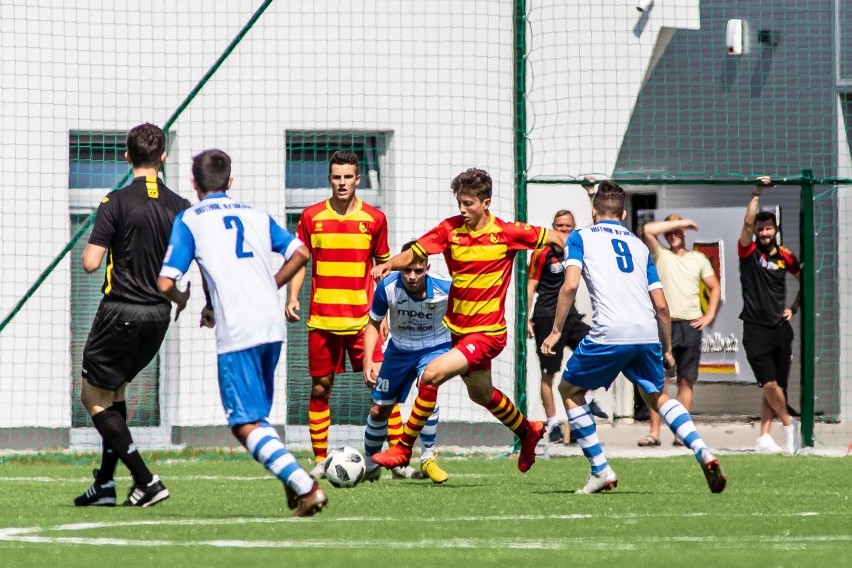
[0,451,849,567]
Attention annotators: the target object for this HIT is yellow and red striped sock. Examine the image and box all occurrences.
[308,394,330,461]
[485,388,527,436]
[397,384,438,449]
[387,404,403,446]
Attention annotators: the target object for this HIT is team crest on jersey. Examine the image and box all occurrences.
[489,233,499,244]
[359,222,368,233]
[451,233,460,243]
[548,258,564,274]
[426,302,437,311]
[759,255,782,271]
[315,222,323,232]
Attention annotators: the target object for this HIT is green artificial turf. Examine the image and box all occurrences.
[0,452,848,567]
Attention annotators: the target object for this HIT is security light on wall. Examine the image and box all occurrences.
[636,0,654,12]
[726,19,745,56]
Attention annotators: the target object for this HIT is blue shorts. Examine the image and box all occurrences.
[561,338,664,395]
[218,342,282,427]
[371,341,451,406]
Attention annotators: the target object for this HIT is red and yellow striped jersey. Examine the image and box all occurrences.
[411,214,548,335]
[298,198,390,334]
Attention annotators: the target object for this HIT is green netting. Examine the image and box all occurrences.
[283,214,372,428]
[1,0,850,454]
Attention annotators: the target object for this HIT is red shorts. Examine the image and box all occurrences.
[308,328,383,378]
[451,332,507,373]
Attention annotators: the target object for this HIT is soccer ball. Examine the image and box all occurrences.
[323,446,366,488]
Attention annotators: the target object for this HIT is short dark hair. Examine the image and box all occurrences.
[126,123,166,168]
[451,168,492,201]
[192,149,232,192]
[328,150,360,176]
[401,239,418,253]
[592,180,626,218]
[755,211,777,227]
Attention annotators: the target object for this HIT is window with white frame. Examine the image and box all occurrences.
[285,131,388,210]
[69,131,162,428]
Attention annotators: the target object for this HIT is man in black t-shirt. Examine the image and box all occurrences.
[526,210,603,443]
[74,123,190,508]
[738,176,801,455]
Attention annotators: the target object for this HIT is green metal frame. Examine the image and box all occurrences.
[512,0,529,430]
[799,169,816,447]
[513,172,851,449]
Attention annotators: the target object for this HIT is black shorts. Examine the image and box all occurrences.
[532,314,591,375]
[742,321,794,389]
[667,320,702,382]
[82,300,171,392]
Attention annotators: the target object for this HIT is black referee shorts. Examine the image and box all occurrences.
[81,300,171,392]
[742,321,794,389]
[532,314,591,375]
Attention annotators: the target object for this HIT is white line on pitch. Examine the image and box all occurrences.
[0,526,850,550]
[0,472,490,484]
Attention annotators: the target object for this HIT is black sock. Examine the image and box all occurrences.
[95,401,127,485]
[91,408,153,486]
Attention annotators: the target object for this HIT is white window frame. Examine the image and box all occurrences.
[284,130,390,211]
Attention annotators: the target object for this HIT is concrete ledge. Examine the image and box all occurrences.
[0,428,69,450]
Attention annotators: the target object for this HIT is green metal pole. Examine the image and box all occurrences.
[163,0,273,137]
[513,0,529,429]
[799,169,815,447]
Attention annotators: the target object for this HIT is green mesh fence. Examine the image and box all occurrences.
[1,0,850,454]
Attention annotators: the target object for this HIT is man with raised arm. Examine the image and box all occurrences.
[637,214,720,447]
[738,176,801,455]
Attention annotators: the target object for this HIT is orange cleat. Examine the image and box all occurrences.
[518,421,545,473]
[371,443,413,469]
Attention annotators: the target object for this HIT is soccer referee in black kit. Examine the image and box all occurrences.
[74,123,190,508]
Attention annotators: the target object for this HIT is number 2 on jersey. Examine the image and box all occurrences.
[610,238,634,273]
[223,216,254,259]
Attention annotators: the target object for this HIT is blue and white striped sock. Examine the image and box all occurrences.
[364,415,388,467]
[659,399,708,461]
[568,404,608,474]
[420,404,440,459]
[246,426,313,495]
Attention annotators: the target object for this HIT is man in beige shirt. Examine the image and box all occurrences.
[638,214,721,447]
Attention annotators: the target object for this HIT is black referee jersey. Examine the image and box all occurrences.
[88,175,191,306]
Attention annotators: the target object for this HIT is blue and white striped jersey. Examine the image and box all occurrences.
[370,273,452,351]
[160,193,303,354]
[565,220,662,345]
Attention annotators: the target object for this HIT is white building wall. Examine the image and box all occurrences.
[837,97,852,424]
[525,0,700,180]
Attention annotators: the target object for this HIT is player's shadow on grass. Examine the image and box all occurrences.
[388,482,488,490]
[539,488,648,496]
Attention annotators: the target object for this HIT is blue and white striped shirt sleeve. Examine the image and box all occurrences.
[646,254,663,291]
[160,211,195,280]
[564,230,585,269]
[269,216,303,259]
[369,277,391,322]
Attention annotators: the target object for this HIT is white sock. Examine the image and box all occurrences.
[246,426,313,495]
